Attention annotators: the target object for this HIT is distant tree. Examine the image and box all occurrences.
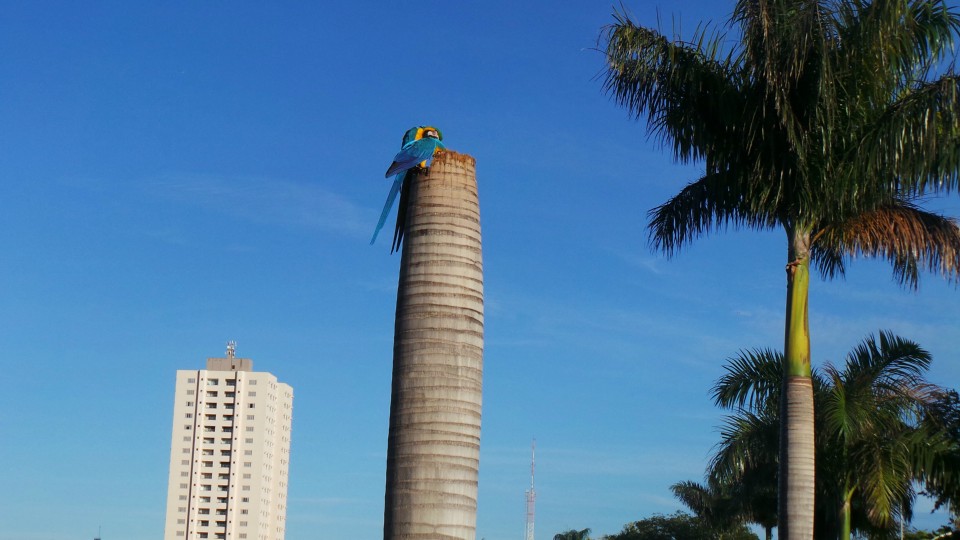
[601,511,758,540]
[554,528,592,540]
[918,389,960,521]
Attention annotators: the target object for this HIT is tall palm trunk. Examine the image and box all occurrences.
[840,486,854,540]
[383,151,484,540]
[779,227,816,540]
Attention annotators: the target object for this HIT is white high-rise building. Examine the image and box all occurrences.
[163,345,293,540]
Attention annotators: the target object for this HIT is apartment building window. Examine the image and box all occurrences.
[180,471,189,477]
[245,427,254,432]
[182,448,190,454]
[216,509,227,516]
[200,497,211,503]
[179,495,187,500]
[202,449,213,456]
[244,462,252,468]
[207,391,217,397]
[245,438,253,444]
[200,485,212,492]
[221,438,231,444]
[175,532,184,536]
[185,425,192,430]
[203,437,214,444]
[208,379,219,386]
[178,507,186,512]
[202,473,212,479]
[187,389,195,395]
[206,414,216,421]
[248,403,255,409]
[240,521,248,526]
[177,519,185,524]
[241,509,249,514]
[241,497,249,503]
[221,461,230,468]
[202,461,213,467]
[220,450,231,456]
[188,378,196,383]
[222,415,234,421]
[226,379,236,386]
[246,415,255,420]
[217,497,227,503]
[225,392,235,398]
[249,380,257,385]
[206,402,217,409]
[244,450,253,456]
[216,521,227,527]
[219,473,230,480]
[204,426,215,432]
[199,520,209,526]
[243,473,251,479]
[199,534,208,539]
[224,403,235,410]
[215,534,225,540]
[222,426,233,433]
[186,401,194,407]
[181,460,189,465]
[183,436,191,442]
[248,391,256,397]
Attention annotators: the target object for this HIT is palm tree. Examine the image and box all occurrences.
[602,2,960,537]
[671,479,773,539]
[709,332,944,540]
[382,150,485,540]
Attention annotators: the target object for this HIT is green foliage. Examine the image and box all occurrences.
[918,389,960,519]
[601,511,758,540]
[554,528,592,540]
[706,332,955,537]
[603,0,960,535]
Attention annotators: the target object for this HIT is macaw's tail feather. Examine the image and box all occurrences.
[391,171,413,253]
[370,174,404,245]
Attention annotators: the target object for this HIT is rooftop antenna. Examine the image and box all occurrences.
[94,525,101,540]
[226,341,237,359]
[525,439,536,540]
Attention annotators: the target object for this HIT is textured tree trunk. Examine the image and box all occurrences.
[383,151,484,540]
[779,227,816,540]
[840,489,853,540]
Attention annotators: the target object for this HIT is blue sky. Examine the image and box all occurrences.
[1,1,958,539]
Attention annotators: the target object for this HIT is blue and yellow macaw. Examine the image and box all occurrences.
[370,126,445,252]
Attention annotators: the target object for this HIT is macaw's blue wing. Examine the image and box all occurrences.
[384,138,445,178]
[370,173,405,245]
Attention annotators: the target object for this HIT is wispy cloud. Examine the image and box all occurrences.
[146,172,370,237]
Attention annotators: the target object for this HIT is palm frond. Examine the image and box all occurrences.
[833,0,960,98]
[850,427,917,527]
[648,170,780,256]
[602,11,747,164]
[853,75,960,196]
[712,348,783,412]
[733,0,832,151]
[811,200,960,288]
[710,410,780,483]
[671,480,711,516]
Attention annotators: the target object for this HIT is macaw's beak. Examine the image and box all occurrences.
[424,130,439,139]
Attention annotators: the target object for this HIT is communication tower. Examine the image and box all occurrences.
[525,439,536,540]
